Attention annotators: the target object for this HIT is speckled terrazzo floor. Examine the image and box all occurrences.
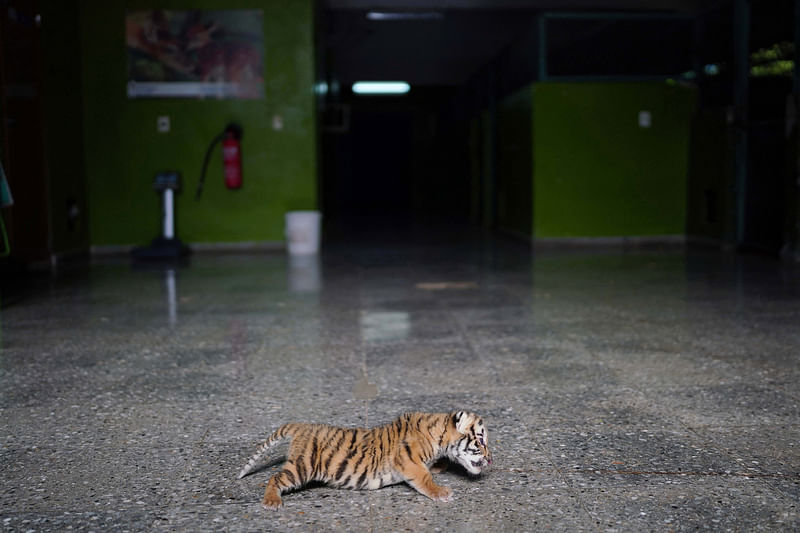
[2,228,800,532]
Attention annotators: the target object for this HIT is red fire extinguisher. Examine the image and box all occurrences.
[196,123,243,200]
[222,129,242,190]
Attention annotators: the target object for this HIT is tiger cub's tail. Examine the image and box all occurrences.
[237,423,298,479]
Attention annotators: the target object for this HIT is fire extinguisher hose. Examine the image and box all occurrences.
[195,130,226,200]
[0,212,9,258]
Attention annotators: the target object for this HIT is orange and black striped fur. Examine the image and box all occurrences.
[237,411,491,509]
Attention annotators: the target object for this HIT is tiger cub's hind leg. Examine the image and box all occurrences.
[262,462,304,510]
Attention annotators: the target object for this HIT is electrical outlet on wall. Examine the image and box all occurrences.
[157,116,170,133]
[638,110,652,128]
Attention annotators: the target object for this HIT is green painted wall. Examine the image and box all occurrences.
[80,0,317,246]
[532,82,695,239]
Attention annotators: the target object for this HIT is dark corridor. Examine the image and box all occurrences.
[317,0,800,256]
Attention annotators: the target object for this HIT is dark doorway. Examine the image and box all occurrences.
[0,1,49,263]
[744,77,790,254]
[740,0,794,254]
[321,88,471,229]
[324,102,414,217]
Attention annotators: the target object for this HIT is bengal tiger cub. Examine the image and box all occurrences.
[237,411,491,509]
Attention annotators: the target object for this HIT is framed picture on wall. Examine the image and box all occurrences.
[126,9,264,99]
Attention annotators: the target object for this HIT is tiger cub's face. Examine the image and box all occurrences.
[448,411,492,475]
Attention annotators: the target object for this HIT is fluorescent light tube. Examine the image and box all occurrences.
[352,81,410,95]
[366,12,443,21]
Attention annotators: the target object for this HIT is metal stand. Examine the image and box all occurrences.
[132,172,190,261]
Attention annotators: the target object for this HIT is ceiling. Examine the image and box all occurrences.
[321,0,728,87]
[323,9,535,87]
[323,1,722,11]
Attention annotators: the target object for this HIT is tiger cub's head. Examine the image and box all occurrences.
[447,411,492,475]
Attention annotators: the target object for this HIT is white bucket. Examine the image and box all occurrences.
[285,211,321,255]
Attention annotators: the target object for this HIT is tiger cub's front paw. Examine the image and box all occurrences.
[429,485,453,502]
[261,493,283,510]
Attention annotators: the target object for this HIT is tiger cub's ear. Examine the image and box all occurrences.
[452,411,476,434]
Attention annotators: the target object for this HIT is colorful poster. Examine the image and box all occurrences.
[126,9,264,99]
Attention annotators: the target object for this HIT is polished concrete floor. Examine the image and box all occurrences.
[2,230,800,531]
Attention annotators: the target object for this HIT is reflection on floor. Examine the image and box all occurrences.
[2,234,800,530]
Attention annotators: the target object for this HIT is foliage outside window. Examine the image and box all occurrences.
[750,41,794,77]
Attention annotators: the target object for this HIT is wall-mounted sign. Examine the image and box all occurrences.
[126,9,264,99]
